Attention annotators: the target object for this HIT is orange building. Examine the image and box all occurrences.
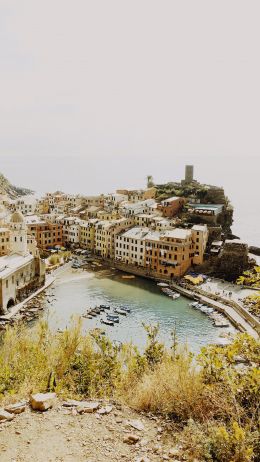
[157,196,186,218]
[26,220,63,250]
[145,229,194,278]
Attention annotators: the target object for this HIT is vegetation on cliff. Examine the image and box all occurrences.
[0,172,32,198]
[0,320,259,461]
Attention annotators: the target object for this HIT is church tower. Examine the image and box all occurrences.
[9,211,28,256]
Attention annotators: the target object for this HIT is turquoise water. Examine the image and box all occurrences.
[42,268,225,353]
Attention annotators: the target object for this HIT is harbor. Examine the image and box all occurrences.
[9,263,235,353]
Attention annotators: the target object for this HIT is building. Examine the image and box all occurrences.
[10,196,37,215]
[79,219,98,251]
[115,227,151,266]
[145,229,193,278]
[185,165,194,183]
[157,196,186,218]
[186,203,224,224]
[0,227,10,256]
[120,199,156,217]
[26,216,63,250]
[191,224,209,265]
[0,211,45,314]
[94,218,133,258]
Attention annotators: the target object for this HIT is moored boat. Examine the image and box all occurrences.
[101,318,114,326]
[114,308,127,316]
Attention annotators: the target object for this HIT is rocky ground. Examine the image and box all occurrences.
[0,395,181,462]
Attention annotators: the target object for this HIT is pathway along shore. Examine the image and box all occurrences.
[103,259,260,339]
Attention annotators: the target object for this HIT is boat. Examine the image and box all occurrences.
[107,314,119,323]
[121,275,135,279]
[121,307,131,313]
[101,318,114,326]
[100,304,110,310]
[157,282,169,287]
[92,307,101,314]
[114,308,127,316]
[171,293,180,300]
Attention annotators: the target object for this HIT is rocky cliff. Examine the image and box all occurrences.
[0,172,32,198]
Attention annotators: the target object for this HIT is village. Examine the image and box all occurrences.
[0,166,256,314]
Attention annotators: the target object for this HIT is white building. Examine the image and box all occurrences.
[115,227,152,266]
[11,196,37,215]
[0,211,45,314]
[119,199,156,217]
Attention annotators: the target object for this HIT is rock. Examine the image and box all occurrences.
[4,401,26,414]
[30,393,57,411]
[0,409,15,421]
[77,402,100,414]
[128,419,145,431]
[62,399,82,407]
[123,433,140,444]
[97,405,113,415]
[168,447,181,458]
[135,457,150,462]
[152,444,162,454]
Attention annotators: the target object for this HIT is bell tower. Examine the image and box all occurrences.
[9,211,28,256]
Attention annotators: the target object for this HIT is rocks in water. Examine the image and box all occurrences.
[0,409,15,421]
[123,433,140,444]
[77,402,100,414]
[30,393,57,411]
[4,401,27,414]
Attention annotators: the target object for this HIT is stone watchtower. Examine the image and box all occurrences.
[9,211,28,257]
[185,165,194,183]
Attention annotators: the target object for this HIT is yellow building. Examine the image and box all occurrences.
[145,229,194,278]
[79,220,97,251]
[191,225,209,265]
[0,227,10,256]
[94,218,134,258]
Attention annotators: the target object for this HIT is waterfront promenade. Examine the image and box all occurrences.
[169,282,259,339]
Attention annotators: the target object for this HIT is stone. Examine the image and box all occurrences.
[168,447,181,458]
[0,409,15,421]
[4,401,26,414]
[128,419,145,431]
[97,405,113,415]
[123,433,140,444]
[135,457,150,462]
[30,393,57,411]
[62,399,82,407]
[77,402,100,414]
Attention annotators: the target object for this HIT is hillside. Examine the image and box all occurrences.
[0,172,32,199]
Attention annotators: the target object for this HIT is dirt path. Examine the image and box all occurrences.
[0,402,176,462]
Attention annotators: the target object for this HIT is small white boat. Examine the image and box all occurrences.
[114,308,127,316]
[101,318,114,326]
[157,282,169,287]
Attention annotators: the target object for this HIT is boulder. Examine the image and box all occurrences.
[30,393,57,411]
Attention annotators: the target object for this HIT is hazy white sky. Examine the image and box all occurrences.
[0,1,260,245]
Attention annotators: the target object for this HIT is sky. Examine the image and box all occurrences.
[0,1,259,244]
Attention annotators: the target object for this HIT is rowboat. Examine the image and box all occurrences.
[114,308,127,316]
[101,318,114,326]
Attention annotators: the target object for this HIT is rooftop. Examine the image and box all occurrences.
[0,253,34,279]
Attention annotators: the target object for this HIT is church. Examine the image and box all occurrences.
[0,210,45,314]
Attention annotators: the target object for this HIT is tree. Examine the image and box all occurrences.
[146,175,154,188]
